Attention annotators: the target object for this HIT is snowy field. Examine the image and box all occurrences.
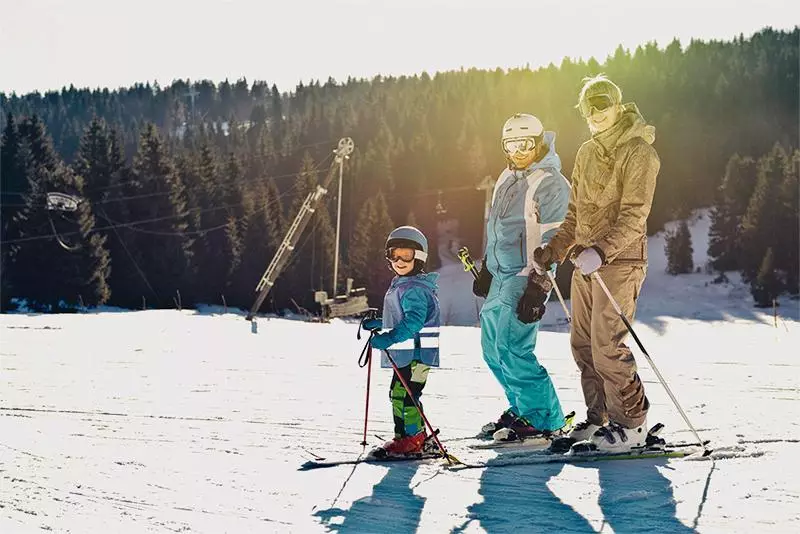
[2,212,799,533]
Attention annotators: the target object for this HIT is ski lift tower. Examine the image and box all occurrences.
[246,137,357,323]
[314,138,370,320]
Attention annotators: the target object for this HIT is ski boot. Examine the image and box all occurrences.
[570,422,666,454]
[493,412,576,443]
[371,431,427,459]
[478,409,516,439]
[550,417,603,453]
[492,415,549,443]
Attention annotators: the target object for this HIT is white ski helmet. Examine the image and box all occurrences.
[501,113,544,154]
[385,226,428,263]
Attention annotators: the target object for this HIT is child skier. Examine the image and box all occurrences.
[363,226,441,456]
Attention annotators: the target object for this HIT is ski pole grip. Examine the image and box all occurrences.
[357,308,381,340]
[457,247,479,280]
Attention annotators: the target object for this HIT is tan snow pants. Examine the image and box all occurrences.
[570,263,650,428]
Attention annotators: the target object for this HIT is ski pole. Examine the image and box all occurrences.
[356,311,379,448]
[382,350,459,465]
[545,269,571,324]
[356,340,373,447]
[591,271,711,455]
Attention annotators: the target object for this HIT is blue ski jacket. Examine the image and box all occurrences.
[486,131,571,278]
[375,272,441,369]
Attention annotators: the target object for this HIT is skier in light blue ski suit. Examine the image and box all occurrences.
[472,113,571,441]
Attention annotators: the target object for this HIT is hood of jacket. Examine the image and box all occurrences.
[591,103,656,159]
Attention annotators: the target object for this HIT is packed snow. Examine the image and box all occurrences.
[2,210,799,533]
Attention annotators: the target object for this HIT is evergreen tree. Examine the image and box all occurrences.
[363,191,395,305]
[101,127,144,308]
[751,247,781,307]
[665,219,694,275]
[70,189,112,307]
[221,152,246,281]
[263,178,285,255]
[10,115,63,309]
[191,144,242,305]
[128,122,193,307]
[250,103,268,126]
[232,181,279,309]
[270,84,284,148]
[347,196,376,295]
[773,149,800,294]
[188,144,220,303]
[173,151,203,303]
[9,116,109,309]
[739,145,787,286]
[71,118,124,304]
[707,154,757,271]
[1,114,25,309]
[74,118,115,201]
[1,113,26,210]
[287,152,319,218]
[236,177,286,312]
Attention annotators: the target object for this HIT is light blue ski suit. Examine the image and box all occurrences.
[481,131,570,430]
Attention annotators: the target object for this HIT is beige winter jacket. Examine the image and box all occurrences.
[548,103,660,265]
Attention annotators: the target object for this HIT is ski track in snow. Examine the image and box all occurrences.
[2,210,800,533]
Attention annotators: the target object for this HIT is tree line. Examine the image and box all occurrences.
[1,27,797,312]
[665,143,798,307]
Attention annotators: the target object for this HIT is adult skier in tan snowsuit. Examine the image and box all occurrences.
[535,75,661,453]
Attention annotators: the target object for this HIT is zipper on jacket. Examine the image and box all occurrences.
[491,175,517,273]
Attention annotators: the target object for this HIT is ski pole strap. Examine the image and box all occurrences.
[357,335,372,368]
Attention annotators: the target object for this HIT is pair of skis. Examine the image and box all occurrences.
[298,423,709,471]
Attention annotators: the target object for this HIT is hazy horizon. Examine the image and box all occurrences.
[1,0,798,95]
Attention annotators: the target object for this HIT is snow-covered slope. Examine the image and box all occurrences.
[2,211,799,533]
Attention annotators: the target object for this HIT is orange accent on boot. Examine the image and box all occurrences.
[384,432,426,454]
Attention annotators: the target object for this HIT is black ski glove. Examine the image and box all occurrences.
[516,270,553,324]
[472,259,493,298]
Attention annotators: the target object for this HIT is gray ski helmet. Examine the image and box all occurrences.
[385,226,429,263]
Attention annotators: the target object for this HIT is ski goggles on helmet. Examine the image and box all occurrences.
[386,247,416,263]
[579,94,615,118]
[502,137,536,155]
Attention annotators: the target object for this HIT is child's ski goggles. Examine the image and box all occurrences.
[386,247,416,263]
[502,137,536,155]
[579,94,615,118]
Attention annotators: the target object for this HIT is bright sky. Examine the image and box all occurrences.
[1,0,797,94]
